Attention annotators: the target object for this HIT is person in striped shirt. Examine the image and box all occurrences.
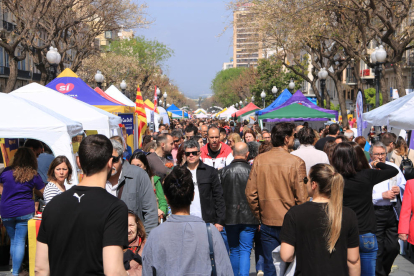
[43,156,73,205]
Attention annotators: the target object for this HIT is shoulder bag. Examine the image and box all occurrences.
[206,223,217,276]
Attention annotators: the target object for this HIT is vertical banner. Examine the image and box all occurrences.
[118,113,134,152]
[356,91,363,137]
[0,138,19,167]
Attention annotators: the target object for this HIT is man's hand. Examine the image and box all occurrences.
[391,186,400,195]
[214,223,223,232]
[399,234,408,241]
[382,190,396,200]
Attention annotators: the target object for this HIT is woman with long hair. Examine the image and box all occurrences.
[243,128,256,143]
[142,166,233,275]
[331,142,399,275]
[280,164,360,275]
[349,142,370,170]
[391,136,414,168]
[323,140,337,164]
[43,156,73,205]
[0,147,45,276]
[228,133,242,150]
[129,152,168,221]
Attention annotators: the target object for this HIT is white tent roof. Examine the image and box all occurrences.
[156,106,170,125]
[105,85,135,107]
[194,108,207,114]
[11,83,122,137]
[145,108,162,132]
[219,106,238,118]
[388,95,414,129]
[363,93,414,128]
[0,93,83,183]
[194,113,209,118]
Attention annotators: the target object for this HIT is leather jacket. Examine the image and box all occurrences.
[219,159,259,225]
[245,147,308,226]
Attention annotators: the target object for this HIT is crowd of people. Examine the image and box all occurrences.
[0,118,414,276]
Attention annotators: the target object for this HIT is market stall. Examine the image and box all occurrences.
[260,90,338,119]
[0,93,83,184]
[11,83,121,138]
[46,68,134,114]
[219,106,238,120]
[232,102,260,121]
[167,104,188,118]
[256,88,292,116]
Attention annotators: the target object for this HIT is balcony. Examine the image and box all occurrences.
[17,70,31,79]
[0,66,10,75]
[346,68,357,85]
[2,20,16,32]
[32,73,41,81]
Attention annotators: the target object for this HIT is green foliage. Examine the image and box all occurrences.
[364,88,383,106]
[104,36,174,68]
[250,57,305,107]
[210,68,246,107]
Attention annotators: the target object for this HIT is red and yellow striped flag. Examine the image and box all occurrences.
[135,85,147,149]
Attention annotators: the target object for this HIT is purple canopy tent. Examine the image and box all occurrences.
[260,90,338,120]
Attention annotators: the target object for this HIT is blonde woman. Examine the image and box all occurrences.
[228,133,242,150]
[280,164,361,276]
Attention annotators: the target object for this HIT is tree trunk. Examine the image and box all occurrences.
[5,56,18,93]
[393,62,406,98]
[325,88,331,109]
[380,69,389,105]
[333,77,349,129]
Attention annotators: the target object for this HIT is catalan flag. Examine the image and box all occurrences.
[135,85,147,149]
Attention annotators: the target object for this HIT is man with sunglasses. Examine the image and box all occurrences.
[107,139,158,236]
[370,141,406,276]
[183,139,226,234]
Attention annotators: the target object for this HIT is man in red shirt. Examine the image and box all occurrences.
[200,126,233,170]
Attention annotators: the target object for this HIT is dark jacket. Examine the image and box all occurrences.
[118,162,158,236]
[220,159,259,225]
[186,161,226,226]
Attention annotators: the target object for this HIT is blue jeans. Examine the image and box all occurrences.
[2,212,34,276]
[226,224,256,276]
[261,224,282,276]
[220,227,230,255]
[359,233,378,276]
[254,229,264,272]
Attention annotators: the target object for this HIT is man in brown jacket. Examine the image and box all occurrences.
[246,122,307,276]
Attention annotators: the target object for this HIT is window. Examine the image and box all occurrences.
[0,47,3,67]
[105,31,112,39]
[5,52,9,67]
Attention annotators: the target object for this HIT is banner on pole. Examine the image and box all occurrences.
[356,90,363,137]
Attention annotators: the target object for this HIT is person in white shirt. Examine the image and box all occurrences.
[43,156,73,205]
[291,127,330,175]
[370,142,406,276]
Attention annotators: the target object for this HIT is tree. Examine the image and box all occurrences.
[364,88,383,107]
[211,68,247,107]
[250,57,304,107]
[78,36,174,100]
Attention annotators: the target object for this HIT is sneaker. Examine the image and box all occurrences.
[257,271,264,276]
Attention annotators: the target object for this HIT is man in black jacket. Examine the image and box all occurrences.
[219,142,259,275]
[183,139,226,230]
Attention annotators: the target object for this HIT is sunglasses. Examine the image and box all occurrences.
[112,155,121,163]
[303,177,309,184]
[185,151,199,157]
[173,139,180,143]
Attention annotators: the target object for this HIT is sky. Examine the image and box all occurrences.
[135,0,233,99]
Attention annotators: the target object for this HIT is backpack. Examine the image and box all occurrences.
[400,149,414,180]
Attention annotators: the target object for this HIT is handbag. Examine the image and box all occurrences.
[206,223,217,276]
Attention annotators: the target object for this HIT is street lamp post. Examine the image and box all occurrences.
[46,46,61,82]
[251,96,255,102]
[156,87,161,106]
[235,103,239,108]
[371,45,387,108]
[163,91,168,109]
[288,79,295,93]
[318,68,328,108]
[272,86,278,100]
[120,80,127,95]
[239,100,243,108]
[260,90,266,108]
[245,98,248,105]
[95,70,104,89]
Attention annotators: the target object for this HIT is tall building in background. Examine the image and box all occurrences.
[233,3,263,68]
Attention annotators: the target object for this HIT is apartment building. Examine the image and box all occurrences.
[233,3,263,68]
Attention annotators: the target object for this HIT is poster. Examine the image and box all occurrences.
[118,113,134,152]
[0,138,19,167]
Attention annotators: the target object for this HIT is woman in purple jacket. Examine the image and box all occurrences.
[0,147,45,276]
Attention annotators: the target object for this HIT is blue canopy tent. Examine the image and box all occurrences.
[256,88,292,116]
[167,104,188,118]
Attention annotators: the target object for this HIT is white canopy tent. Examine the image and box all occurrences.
[219,106,238,119]
[105,85,135,107]
[156,106,170,125]
[194,113,209,119]
[387,96,414,130]
[11,83,122,137]
[0,93,83,184]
